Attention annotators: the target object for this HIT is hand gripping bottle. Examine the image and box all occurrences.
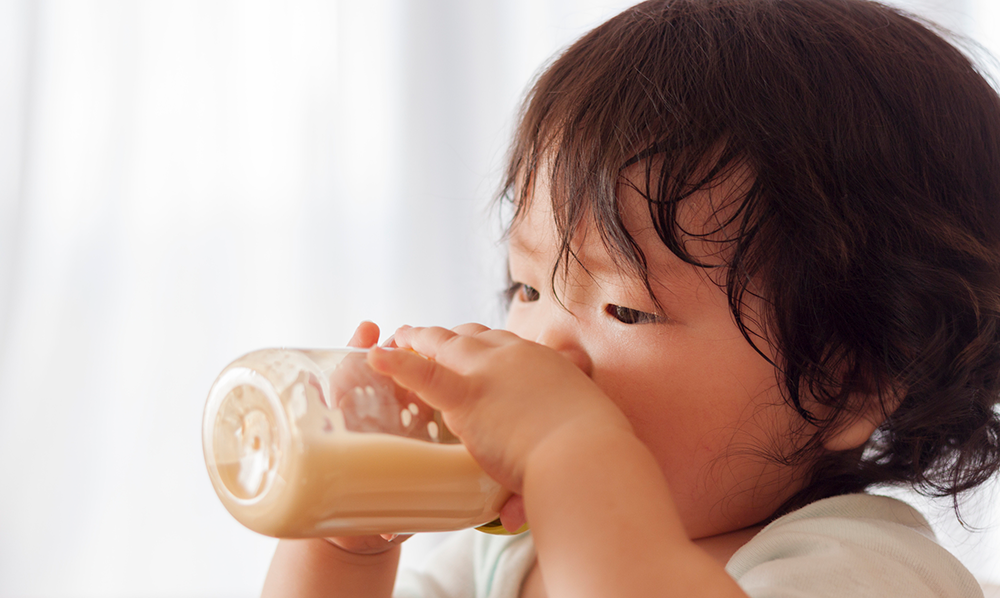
[202,348,513,538]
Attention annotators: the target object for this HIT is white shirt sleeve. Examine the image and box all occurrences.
[726,494,984,598]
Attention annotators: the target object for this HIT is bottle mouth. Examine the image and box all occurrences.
[203,369,289,505]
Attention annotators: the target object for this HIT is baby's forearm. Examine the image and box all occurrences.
[523,422,748,598]
[261,539,400,598]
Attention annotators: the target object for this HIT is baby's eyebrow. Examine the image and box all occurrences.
[510,236,626,287]
[506,231,530,254]
[508,218,695,296]
[506,231,550,265]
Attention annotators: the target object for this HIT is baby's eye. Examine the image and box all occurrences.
[506,282,540,303]
[605,304,659,325]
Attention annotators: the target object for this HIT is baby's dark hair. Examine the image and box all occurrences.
[500,0,1000,514]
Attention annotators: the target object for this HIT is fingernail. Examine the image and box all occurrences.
[380,533,398,542]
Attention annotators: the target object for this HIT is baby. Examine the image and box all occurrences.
[263,0,1000,596]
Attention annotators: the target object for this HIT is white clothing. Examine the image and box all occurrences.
[394,528,534,598]
[393,494,983,598]
[727,494,982,597]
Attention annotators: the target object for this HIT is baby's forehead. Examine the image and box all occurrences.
[506,192,713,291]
[505,154,757,292]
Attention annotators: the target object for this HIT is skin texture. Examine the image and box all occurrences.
[262,175,881,598]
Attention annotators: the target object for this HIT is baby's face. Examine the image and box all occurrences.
[505,174,810,539]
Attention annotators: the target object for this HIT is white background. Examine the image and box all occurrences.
[0,1,998,596]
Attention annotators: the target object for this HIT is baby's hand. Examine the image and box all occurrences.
[367,324,634,494]
[324,321,412,555]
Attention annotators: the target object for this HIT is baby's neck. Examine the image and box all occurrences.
[693,524,766,567]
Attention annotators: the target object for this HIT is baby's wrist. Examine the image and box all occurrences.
[525,411,637,480]
[320,536,404,562]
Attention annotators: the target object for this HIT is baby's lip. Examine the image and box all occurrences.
[499,494,528,533]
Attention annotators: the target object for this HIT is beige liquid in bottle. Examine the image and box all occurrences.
[203,349,510,538]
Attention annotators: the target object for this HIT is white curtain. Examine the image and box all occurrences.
[0,1,996,596]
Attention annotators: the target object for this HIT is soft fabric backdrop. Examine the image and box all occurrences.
[0,1,997,596]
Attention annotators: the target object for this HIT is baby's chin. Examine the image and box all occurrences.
[499,494,528,533]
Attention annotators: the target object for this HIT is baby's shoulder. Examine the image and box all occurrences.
[726,494,983,598]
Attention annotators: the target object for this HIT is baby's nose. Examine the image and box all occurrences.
[557,346,593,377]
[534,327,593,377]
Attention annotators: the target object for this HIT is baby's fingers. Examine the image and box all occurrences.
[347,321,380,349]
[367,346,468,412]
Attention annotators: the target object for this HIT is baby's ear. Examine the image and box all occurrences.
[821,386,904,452]
[821,408,882,452]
